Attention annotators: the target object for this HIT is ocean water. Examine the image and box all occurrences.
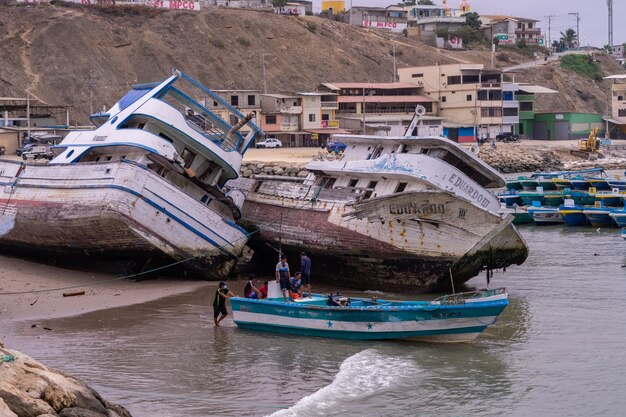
[4,225,626,417]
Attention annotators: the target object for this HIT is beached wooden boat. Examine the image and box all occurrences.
[231,283,509,343]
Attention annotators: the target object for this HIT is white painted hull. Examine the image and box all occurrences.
[0,160,247,279]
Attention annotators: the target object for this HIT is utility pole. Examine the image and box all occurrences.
[544,15,555,48]
[261,53,273,94]
[568,12,580,48]
[26,92,30,143]
[608,0,613,49]
[392,39,397,83]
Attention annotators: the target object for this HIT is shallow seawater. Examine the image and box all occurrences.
[4,225,626,416]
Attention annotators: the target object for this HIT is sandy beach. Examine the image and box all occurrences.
[0,254,212,323]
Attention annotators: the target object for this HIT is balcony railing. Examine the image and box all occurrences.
[278,105,302,114]
[481,82,501,88]
[321,101,339,109]
[515,28,541,35]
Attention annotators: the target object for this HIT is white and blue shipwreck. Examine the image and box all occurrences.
[231,283,509,343]
[0,70,262,279]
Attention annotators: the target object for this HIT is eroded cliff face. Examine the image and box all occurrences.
[0,4,620,125]
[0,344,132,417]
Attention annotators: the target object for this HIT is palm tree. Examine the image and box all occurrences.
[559,29,578,49]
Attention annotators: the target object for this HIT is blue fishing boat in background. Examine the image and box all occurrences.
[593,190,625,207]
[527,204,564,225]
[231,283,509,343]
[583,205,617,227]
[609,210,626,227]
[559,200,587,226]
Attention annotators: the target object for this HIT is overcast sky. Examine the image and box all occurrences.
[323,0,625,48]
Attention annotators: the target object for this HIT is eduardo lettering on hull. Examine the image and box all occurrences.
[448,173,492,208]
[389,203,445,216]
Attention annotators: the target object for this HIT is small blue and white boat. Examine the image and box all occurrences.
[231,283,509,343]
[583,205,618,228]
[559,199,587,226]
[609,209,626,227]
[527,204,564,225]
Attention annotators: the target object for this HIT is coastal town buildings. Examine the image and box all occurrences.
[258,93,306,146]
[398,63,504,142]
[321,0,344,15]
[298,91,344,144]
[531,112,605,140]
[344,6,407,33]
[317,82,441,136]
[481,15,545,46]
[604,75,626,139]
[204,89,262,134]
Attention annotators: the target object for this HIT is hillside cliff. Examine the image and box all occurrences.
[0,4,621,124]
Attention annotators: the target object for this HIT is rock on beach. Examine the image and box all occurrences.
[0,344,132,417]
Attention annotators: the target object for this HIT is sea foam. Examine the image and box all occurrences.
[268,349,419,417]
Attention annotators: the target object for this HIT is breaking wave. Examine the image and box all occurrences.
[268,349,419,417]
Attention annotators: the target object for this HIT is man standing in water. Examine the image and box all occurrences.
[300,252,312,297]
[213,281,235,326]
[275,255,292,302]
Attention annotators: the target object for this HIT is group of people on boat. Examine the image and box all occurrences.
[212,252,313,325]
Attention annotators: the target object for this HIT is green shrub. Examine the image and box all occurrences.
[560,55,603,80]
[306,22,317,33]
[210,38,225,49]
[237,38,251,47]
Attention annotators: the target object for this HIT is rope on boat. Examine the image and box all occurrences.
[0,189,318,296]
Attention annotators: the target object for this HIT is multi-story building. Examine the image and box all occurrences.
[321,0,344,15]
[403,4,465,46]
[605,74,626,139]
[482,15,544,46]
[317,82,439,135]
[398,63,504,142]
[297,92,343,145]
[258,94,305,147]
[203,89,262,134]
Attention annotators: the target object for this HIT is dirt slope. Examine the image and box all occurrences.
[0,4,621,124]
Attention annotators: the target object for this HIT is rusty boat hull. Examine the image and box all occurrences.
[238,190,528,293]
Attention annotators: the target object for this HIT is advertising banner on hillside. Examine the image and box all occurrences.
[57,0,201,11]
[362,20,407,33]
[495,33,516,45]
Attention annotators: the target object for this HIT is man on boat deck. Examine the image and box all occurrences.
[300,252,312,297]
[213,281,235,326]
[275,255,292,302]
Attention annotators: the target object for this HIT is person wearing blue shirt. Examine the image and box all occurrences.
[275,255,291,302]
[300,252,312,297]
[291,272,302,299]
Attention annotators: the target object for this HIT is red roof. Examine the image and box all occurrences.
[324,82,421,90]
[337,95,435,103]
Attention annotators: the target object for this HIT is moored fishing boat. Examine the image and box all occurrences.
[0,70,262,279]
[498,205,533,225]
[583,206,617,228]
[527,205,564,225]
[497,191,523,207]
[609,209,626,227]
[552,177,571,189]
[593,190,625,207]
[559,200,587,226]
[587,177,610,191]
[231,283,509,343]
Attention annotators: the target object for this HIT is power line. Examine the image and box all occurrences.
[544,15,556,46]
[568,12,580,47]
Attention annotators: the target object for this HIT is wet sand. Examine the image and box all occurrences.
[0,254,211,323]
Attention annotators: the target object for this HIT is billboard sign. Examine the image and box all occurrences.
[495,33,516,45]
[362,20,407,33]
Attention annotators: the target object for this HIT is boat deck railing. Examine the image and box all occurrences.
[433,288,506,305]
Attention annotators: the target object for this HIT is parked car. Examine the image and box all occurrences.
[16,143,35,156]
[495,132,520,142]
[255,138,283,148]
[22,145,54,161]
[326,141,347,153]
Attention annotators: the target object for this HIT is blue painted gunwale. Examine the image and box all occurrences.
[230,296,508,322]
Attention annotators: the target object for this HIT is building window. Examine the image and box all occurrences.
[247,95,255,106]
[412,73,423,78]
[520,102,533,112]
[441,96,447,103]
[447,76,461,85]
[466,94,472,101]
[503,91,514,101]
[517,22,523,29]
[503,107,519,117]
[230,95,239,106]
[394,182,407,193]
[309,114,316,122]
[321,113,329,121]
[348,179,358,188]
[481,107,503,117]
[213,101,218,107]
[528,23,533,29]
[266,115,277,124]
[619,109,626,117]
